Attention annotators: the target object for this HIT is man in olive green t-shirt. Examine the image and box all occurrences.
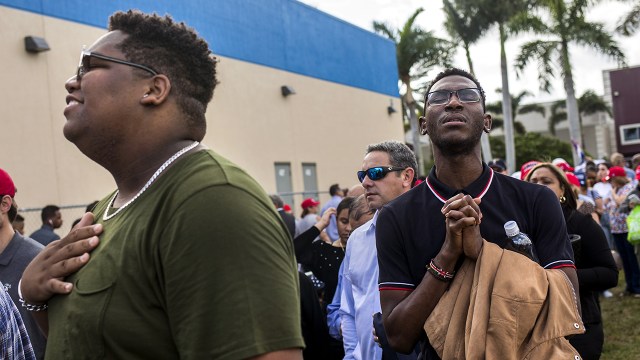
[20,10,303,360]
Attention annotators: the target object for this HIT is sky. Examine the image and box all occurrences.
[298,0,640,105]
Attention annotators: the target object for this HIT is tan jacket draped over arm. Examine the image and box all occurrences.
[425,241,584,360]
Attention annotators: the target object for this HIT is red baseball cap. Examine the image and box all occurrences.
[565,172,581,188]
[520,160,540,180]
[301,198,320,209]
[0,168,16,197]
[605,166,627,181]
[552,158,574,172]
[282,204,292,212]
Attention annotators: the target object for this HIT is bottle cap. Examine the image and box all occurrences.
[504,221,519,237]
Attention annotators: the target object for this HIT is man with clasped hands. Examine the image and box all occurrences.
[375,68,581,359]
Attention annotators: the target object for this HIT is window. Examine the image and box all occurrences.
[620,124,640,145]
[274,162,293,206]
[301,163,318,199]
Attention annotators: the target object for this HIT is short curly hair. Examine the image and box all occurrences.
[425,68,486,112]
[109,10,217,139]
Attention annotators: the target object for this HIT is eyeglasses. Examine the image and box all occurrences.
[76,46,158,80]
[426,88,482,106]
[357,166,405,183]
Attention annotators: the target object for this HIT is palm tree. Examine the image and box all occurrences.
[578,90,612,119]
[547,90,612,143]
[442,0,494,161]
[548,100,568,136]
[617,0,640,36]
[472,0,536,174]
[514,0,626,166]
[486,89,545,135]
[373,8,454,176]
[442,0,491,75]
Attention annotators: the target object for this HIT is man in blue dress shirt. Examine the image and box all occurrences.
[339,141,416,360]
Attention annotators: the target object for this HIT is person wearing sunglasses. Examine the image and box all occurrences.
[376,68,580,358]
[340,140,417,360]
[20,10,304,360]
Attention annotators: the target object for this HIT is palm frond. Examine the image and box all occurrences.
[372,22,396,41]
[514,40,559,92]
[570,19,627,66]
[442,0,490,44]
[486,101,503,115]
[567,0,588,21]
[374,8,457,97]
[513,90,534,104]
[518,103,546,117]
[508,11,550,35]
[616,3,640,36]
[514,121,527,135]
[548,100,567,135]
[578,90,612,117]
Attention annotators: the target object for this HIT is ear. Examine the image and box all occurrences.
[402,167,416,187]
[419,116,428,135]
[140,74,172,106]
[483,113,492,131]
[0,195,12,214]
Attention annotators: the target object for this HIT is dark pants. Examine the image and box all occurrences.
[569,321,603,360]
[612,233,640,293]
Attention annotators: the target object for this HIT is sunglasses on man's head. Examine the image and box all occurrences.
[425,88,482,106]
[357,166,405,183]
[76,46,158,80]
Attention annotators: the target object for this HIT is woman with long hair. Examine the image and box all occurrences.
[526,163,618,360]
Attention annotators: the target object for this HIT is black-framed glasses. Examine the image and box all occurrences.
[426,88,482,106]
[76,46,158,80]
[357,166,405,183]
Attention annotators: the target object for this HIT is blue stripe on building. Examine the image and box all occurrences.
[1,0,399,97]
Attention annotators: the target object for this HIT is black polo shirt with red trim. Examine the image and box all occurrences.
[376,163,575,294]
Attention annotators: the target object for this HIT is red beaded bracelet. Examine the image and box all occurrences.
[426,259,456,282]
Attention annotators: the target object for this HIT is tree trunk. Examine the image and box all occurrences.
[561,41,582,166]
[579,115,585,151]
[467,43,492,162]
[465,43,475,76]
[403,79,423,176]
[499,23,516,173]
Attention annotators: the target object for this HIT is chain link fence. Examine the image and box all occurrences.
[17,204,94,237]
[16,191,332,236]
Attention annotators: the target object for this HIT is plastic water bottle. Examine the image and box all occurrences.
[503,221,539,263]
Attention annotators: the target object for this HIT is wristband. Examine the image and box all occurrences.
[426,259,455,282]
[17,279,48,312]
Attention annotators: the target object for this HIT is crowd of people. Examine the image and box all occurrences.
[0,8,638,360]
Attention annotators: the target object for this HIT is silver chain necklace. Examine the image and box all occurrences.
[103,141,200,221]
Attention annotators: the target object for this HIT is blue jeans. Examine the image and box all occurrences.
[612,232,640,293]
[600,213,614,249]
